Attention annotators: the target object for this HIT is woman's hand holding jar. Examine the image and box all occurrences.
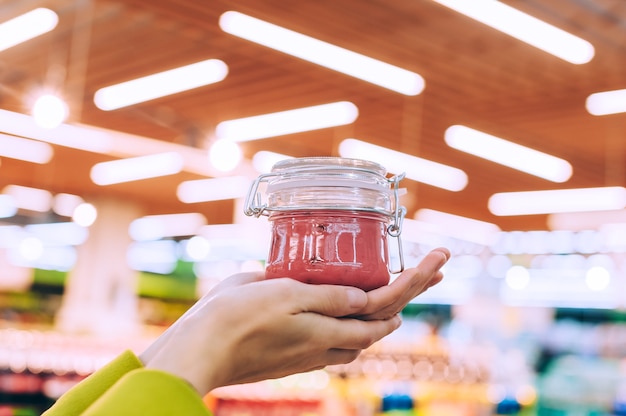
[140,246,450,396]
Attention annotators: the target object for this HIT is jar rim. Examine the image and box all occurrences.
[271,156,387,177]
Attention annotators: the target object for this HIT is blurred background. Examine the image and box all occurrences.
[1,0,626,414]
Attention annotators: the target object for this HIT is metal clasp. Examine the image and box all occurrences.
[387,172,406,274]
[243,172,276,217]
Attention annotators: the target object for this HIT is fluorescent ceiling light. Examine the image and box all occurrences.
[2,184,52,212]
[0,109,258,179]
[599,223,626,252]
[197,222,271,260]
[547,209,626,231]
[219,11,424,95]
[415,208,501,245]
[94,59,228,110]
[129,213,207,241]
[252,151,294,173]
[216,101,358,142]
[181,236,212,261]
[0,109,112,153]
[0,225,23,247]
[25,222,89,246]
[0,133,53,164]
[444,125,573,183]
[32,94,68,129]
[199,222,270,241]
[90,152,184,185]
[489,186,626,216]
[432,0,594,64]
[339,138,468,191]
[586,89,626,116]
[127,240,178,274]
[52,193,85,217]
[9,244,77,272]
[0,8,58,52]
[400,218,451,246]
[72,203,98,227]
[208,139,242,172]
[0,195,17,218]
[177,176,250,203]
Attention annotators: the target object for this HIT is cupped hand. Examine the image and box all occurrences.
[140,247,449,395]
[142,275,400,396]
[355,247,450,320]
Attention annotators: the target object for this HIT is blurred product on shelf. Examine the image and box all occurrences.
[3,293,626,415]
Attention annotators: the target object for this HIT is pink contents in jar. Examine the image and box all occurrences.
[265,210,390,291]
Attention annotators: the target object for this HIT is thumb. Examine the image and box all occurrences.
[288,281,368,317]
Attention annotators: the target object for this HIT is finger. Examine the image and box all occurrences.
[210,271,266,292]
[277,279,369,317]
[356,248,449,320]
[323,348,362,366]
[312,314,401,350]
[234,349,363,386]
[387,248,449,299]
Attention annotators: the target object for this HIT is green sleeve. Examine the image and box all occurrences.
[42,350,143,416]
[83,368,212,415]
[42,349,212,416]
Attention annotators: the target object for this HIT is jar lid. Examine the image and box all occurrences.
[260,157,397,215]
[267,156,391,196]
[271,157,387,176]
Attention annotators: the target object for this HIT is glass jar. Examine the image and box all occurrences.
[244,157,406,291]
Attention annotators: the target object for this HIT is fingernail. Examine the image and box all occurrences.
[437,251,449,269]
[346,288,367,308]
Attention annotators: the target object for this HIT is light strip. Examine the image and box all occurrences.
[432,0,594,65]
[25,222,89,246]
[2,185,52,212]
[90,152,184,185]
[177,176,250,203]
[0,109,112,153]
[548,209,626,231]
[586,89,626,116]
[219,11,425,95]
[444,125,573,183]
[127,240,178,275]
[94,59,228,110]
[252,151,294,173]
[489,186,626,216]
[339,138,468,192]
[0,225,22,247]
[415,208,501,246]
[0,195,17,218]
[0,8,58,52]
[0,133,53,164]
[216,101,358,142]
[52,193,85,217]
[0,108,257,178]
[129,213,207,241]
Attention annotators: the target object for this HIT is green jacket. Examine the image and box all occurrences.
[42,350,212,415]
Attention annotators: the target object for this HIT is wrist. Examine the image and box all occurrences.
[142,325,229,395]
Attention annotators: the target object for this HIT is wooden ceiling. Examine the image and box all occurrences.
[1,0,625,231]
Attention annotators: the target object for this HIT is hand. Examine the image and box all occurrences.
[140,247,450,395]
[355,247,450,320]
[140,273,401,396]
